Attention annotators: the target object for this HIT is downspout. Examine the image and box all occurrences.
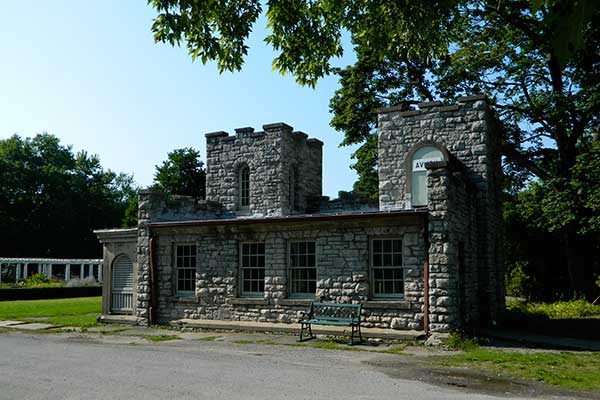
[149,235,158,325]
[423,214,430,336]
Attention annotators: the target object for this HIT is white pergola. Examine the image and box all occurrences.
[0,257,103,283]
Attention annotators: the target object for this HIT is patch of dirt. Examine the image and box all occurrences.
[364,356,600,399]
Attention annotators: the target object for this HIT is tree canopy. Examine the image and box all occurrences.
[152,147,206,198]
[0,134,138,258]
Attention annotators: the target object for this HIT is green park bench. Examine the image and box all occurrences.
[299,302,363,344]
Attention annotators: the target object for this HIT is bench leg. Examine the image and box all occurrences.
[349,325,362,345]
[358,325,363,343]
[298,323,315,342]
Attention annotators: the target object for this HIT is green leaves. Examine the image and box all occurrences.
[152,147,206,198]
[149,0,262,73]
[0,134,139,257]
[149,0,458,86]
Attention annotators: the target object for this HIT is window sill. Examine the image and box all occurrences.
[279,299,313,307]
[169,296,198,304]
[229,298,268,306]
[363,300,411,310]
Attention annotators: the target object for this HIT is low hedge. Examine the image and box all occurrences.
[0,286,102,301]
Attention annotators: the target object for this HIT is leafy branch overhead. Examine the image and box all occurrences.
[149,0,457,87]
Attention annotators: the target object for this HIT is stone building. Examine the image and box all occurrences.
[95,94,504,333]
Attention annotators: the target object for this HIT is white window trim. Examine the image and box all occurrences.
[369,237,405,299]
[287,240,317,299]
[239,166,250,209]
[239,241,266,298]
[174,243,197,298]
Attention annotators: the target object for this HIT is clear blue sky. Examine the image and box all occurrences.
[0,1,359,197]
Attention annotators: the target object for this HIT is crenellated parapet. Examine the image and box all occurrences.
[205,122,323,216]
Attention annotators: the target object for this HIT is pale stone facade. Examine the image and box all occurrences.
[96,95,503,334]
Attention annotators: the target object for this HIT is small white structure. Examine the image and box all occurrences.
[0,258,103,283]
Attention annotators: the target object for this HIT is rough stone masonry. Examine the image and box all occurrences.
[95,94,503,334]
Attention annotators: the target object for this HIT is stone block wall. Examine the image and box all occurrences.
[151,216,426,330]
[377,96,503,330]
[426,163,480,331]
[377,96,498,211]
[205,123,322,216]
[135,190,225,324]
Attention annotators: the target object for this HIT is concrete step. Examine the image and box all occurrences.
[170,318,425,340]
[98,314,138,325]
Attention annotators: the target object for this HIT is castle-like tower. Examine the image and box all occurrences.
[205,123,323,216]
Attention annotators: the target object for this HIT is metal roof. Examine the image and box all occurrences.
[147,209,427,228]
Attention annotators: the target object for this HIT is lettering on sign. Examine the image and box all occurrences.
[412,158,443,172]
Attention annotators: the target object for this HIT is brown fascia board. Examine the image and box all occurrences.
[147,209,428,229]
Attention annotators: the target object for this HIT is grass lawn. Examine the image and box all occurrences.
[0,296,101,327]
[436,348,600,391]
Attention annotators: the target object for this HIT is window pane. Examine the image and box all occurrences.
[383,254,392,266]
[373,254,382,267]
[289,241,317,296]
[176,244,196,295]
[383,240,392,253]
[371,239,403,297]
[241,242,265,294]
[373,240,382,253]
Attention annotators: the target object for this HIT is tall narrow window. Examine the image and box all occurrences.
[175,244,196,297]
[289,241,316,297]
[240,242,265,297]
[239,166,250,208]
[288,168,296,210]
[371,238,404,298]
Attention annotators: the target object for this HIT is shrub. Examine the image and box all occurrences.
[507,299,600,319]
[26,273,51,286]
[445,332,481,351]
[505,262,535,299]
[66,278,99,287]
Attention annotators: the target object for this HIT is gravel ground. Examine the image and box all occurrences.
[1,328,594,400]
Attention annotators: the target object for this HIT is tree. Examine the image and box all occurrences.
[0,134,138,257]
[148,1,600,296]
[152,148,206,198]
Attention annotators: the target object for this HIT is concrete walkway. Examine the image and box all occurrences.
[170,318,425,340]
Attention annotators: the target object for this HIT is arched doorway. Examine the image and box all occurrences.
[111,255,133,313]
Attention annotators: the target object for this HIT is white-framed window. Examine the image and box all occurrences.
[239,165,250,209]
[410,146,445,206]
[370,238,404,298]
[240,242,265,297]
[288,241,316,298]
[175,244,196,297]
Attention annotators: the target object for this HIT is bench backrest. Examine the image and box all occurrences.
[310,302,362,323]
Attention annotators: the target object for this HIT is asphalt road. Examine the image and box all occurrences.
[0,332,579,400]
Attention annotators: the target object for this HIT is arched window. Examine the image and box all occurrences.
[239,165,250,209]
[409,144,446,207]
